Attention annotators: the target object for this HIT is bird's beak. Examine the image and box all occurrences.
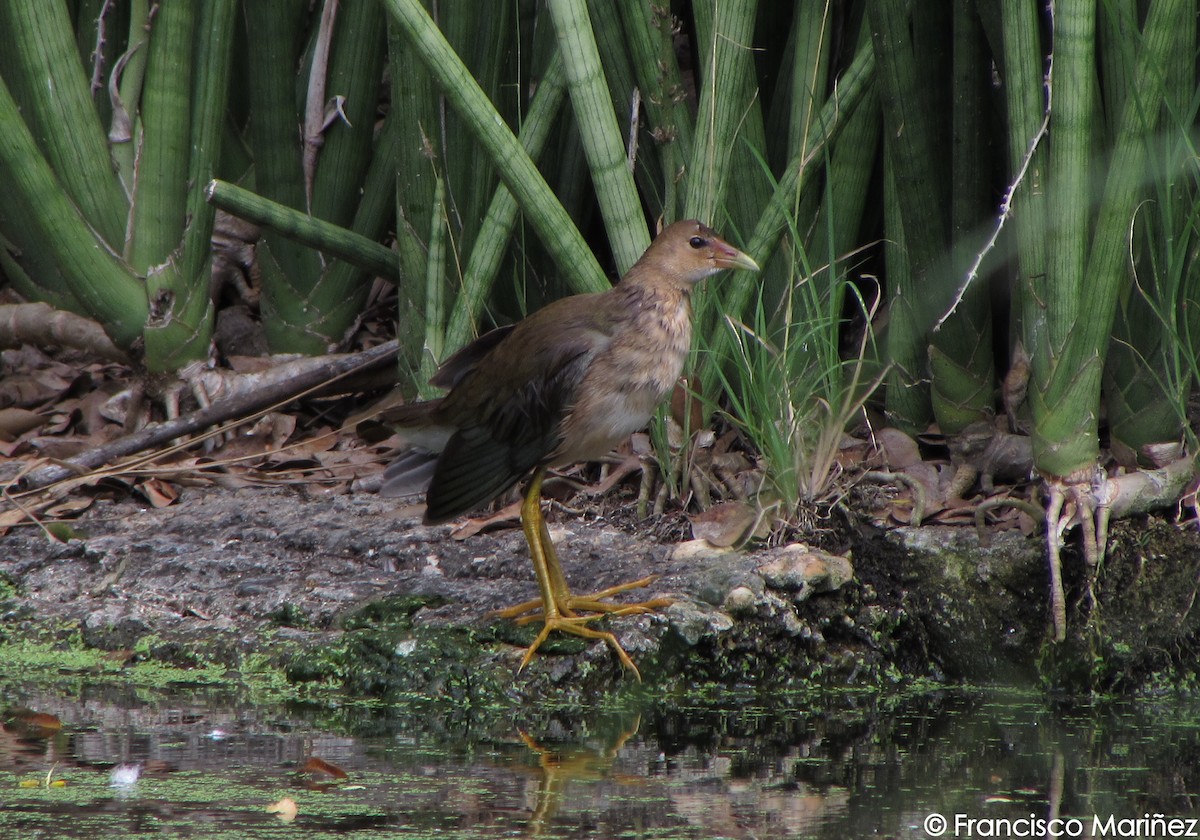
[711,240,760,273]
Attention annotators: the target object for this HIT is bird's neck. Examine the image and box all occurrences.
[610,278,693,359]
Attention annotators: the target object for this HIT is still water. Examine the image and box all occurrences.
[2,681,1198,839]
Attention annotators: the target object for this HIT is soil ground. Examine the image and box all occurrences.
[1,477,930,704]
[4,472,1198,705]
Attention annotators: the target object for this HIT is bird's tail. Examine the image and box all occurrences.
[379,449,439,499]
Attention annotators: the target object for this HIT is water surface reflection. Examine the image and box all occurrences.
[2,683,1198,838]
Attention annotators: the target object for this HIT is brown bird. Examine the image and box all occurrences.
[379,220,759,678]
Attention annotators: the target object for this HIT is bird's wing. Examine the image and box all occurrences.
[423,321,607,523]
[429,324,516,390]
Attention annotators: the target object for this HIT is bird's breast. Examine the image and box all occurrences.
[551,288,693,465]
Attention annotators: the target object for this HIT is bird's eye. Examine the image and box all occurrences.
[688,236,707,249]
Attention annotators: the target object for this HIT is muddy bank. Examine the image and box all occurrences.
[2,486,1197,703]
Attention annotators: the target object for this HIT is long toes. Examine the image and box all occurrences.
[567,596,674,615]
[490,598,545,620]
[515,618,642,680]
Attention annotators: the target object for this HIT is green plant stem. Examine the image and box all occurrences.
[1028,0,1099,476]
[205,180,400,282]
[870,0,952,432]
[548,0,649,272]
[685,0,759,224]
[126,0,194,273]
[0,76,146,348]
[927,0,995,435]
[308,0,388,230]
[112,0,150,192]
[445,52,569,353]
[614,0,693,221]
[0,0,127,248]
[420,176,448,397]
[141,0,237,371]
[382,0,607,294]
[1001,0,1049,362]
[724,39,876,326]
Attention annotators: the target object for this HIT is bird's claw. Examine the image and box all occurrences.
[516,616,642,681]
[491,575,668,621]
[495,576,673,680]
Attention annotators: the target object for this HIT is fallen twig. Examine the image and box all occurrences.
[13,340,398,492]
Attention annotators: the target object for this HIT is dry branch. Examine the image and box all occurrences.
[14,339,398,492]
[0,303,128,361]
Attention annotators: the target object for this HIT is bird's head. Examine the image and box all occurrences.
[640,220,760,285]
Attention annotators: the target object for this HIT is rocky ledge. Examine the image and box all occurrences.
[2,486,1197,704]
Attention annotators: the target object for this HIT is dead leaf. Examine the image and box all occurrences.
[875,427,921,469]
[689,501,761,548]
[5,708,63,736]
[290,428,338,457]
[266,797,298,822]
[137,478,179,508]
[451,501,521,540]
[670,378,705,433]
[302,755,348,779]
[581,454,644,497]
[0,408,44,441]
[44,496,96,519]
[0,498,57,535]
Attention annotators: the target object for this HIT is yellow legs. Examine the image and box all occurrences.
[491,467,672,679]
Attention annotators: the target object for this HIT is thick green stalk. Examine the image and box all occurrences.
[445,53,569,353]
[614,0,693,220]
[809,23,878,292]
[750,3,836,321]
[1078,0,1179,356]
[294,0,389,351]
[309,0,388,231]
[586,0,664,224]
[0,239,81,315]
[112,0,150,192]
[685,0,759,224]
[388,11,439,369]
[382,0,607,294]
[694,0,770,239]
[1032,0,1181,478]
[881,148,915,420]
[420,176,448,397]
[437,0,509,264]
[130,0,212,371]
[244,0,324,351]
[1043,0,1094,354]
[244,0,387,353]
[126,0,194,273]
[548,0,648,272]
[206,180,400,282]
[551,119,592,234]
[688,0,774,372]
[140,0,235,371]
[870,0,953,432]
[1029,0,1099,475]
[1101,0,1192,463]
[1097,0,1137,138]
[180,0,236,285]
[713,38,876,327]
[1001,0,1049,363]
[0,76,146,348]
[760,0,833,249]
[784,1,834,169]
[240,0,309,223]
[927,0,995,435]
[0,0,127,248]
[697,37,876,396]
[301,109,407,354]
